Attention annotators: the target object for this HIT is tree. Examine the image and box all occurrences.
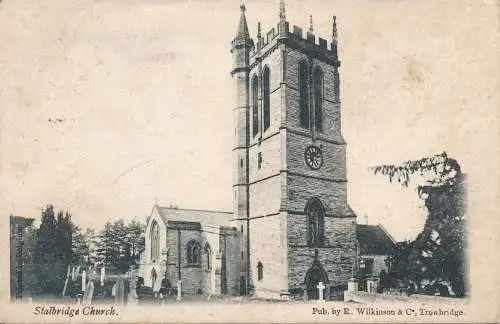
[34,205,75,294]
[126,220,145,264]
[71,226,90,264]
[372,152,467,297]
[96,219,145,273]
[35,205,57,265]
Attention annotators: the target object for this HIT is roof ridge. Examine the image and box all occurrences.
[377,223,397,244]
[159,206,232,214]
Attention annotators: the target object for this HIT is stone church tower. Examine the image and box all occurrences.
[231,1,357,299]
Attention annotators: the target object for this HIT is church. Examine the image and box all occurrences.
[138,1,394,300]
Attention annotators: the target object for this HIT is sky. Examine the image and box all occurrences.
[0,0,498,242]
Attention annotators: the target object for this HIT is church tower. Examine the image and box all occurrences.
[231,1,357,299]
[230,4,253,295]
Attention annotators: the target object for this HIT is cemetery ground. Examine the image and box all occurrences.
[20,294,350,305]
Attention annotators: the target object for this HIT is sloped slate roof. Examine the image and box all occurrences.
[156,206,233,227]
[357,224,395,255]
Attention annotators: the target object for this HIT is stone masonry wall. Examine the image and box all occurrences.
[250,213,288,299]
[286,131,346,181]
[285,48,341,140]
[224,232,241,295]
[286,175,348,215]
[166,229,203,295]
[248,45,283,144]
[288,217,357,289]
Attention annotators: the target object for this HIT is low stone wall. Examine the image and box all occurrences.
[344,291,467,304]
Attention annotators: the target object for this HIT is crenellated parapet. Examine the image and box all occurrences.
[249,19,340,69]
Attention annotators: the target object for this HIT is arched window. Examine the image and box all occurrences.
[306,198,325,247]
[150,221,160,261]
[263,67,271,132]
[299,61,310,129]
[251,75,259,137]
[187,240,201,265]
[313,67,323,132]
[204,243,212,270]
[257,262,264,281]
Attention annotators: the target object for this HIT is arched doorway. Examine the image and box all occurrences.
[304,260,329,300]
[151,268,157,290]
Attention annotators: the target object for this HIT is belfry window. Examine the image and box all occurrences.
[257,262,264,281]
[313,67,323,132]
[306,198,325,247]
[150,221,160,261]
[252,75,259,137]
[263,67,271,132]
[187,240,201,265]
[299,61,310,129]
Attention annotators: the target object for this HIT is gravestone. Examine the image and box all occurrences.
[348,278,359,292]
[128,278,138,305]
[83,280,94,305]
[62,265,71,296]
[176,280,182,301]
[76,294,82,305]
[81,270,87,292]
[114,275,125,305]
[100,267,105,286]
[367,278,378,293]
[316,282,325,302]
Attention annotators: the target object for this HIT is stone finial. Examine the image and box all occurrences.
[279,0,286,22]
[234,2,250,43]
[332,15,338,45]
[257,21,262,38]
[309,15,313,33]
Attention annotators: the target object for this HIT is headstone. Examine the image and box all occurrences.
[100,267,105,286]
[367,278,378,293]
[128,278,138,305]
[62,265,71,296]
[316,282,325,302]
[347,278,359,292]
[114,275,125,305]
[83,280,94,305]
[176,280,182,301]
[81,270,87,292]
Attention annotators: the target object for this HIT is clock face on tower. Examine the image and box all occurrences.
[304,146,323,170]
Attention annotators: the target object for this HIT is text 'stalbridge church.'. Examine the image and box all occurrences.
[139,1,392,300]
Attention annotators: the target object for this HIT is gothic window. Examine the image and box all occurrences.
[204,243,212,270]
[187,240,201,265]
[257,262,263,281]
[306,198,325,247]
[263,67,271,132]
[252,75,259,137]
[313,67,323,132]
[299,61,310,129]
[150,221,160,261]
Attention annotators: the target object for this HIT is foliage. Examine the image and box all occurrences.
[33,205,74,294]
[96,219,145,273]
[71,226,90,264]
[371,152,467,297]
